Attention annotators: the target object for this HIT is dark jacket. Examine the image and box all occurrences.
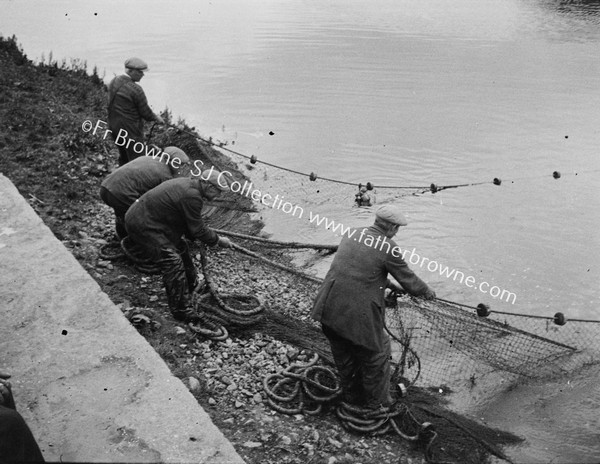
[107,74,157,139]
[100,156,173,215]
[124,177,219,253]
[311,224,430,351]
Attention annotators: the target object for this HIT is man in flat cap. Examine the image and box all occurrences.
[107,57,165,166]
[125,172,232,322]
[100,146,191,239]
[312,205,435,410]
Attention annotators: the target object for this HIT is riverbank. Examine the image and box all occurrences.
[0,35,520,464]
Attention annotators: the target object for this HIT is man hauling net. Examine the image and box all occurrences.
[124,171,233,322]
[312,205,436,410]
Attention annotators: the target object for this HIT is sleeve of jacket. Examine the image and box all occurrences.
[181,196,219,246]
[385,251,430,296]
[130,83,159,122]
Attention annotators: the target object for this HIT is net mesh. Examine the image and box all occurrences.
[171,131,600,404]
[220,149,428,216]
[386,298,600,394]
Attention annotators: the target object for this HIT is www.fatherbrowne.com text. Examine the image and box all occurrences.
[83,119,516,304]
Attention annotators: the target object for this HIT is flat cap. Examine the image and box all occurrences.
[375,205,408,226]
[124,57,149,71]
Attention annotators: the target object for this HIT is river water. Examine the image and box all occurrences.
[2,1,600,462]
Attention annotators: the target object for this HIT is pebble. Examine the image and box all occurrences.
[242,441,262,448]
[188,377,201,392]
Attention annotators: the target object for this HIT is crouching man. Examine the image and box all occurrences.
[100,146,191,239]
[124,172,232,322]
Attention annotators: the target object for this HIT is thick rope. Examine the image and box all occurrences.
[188,243,265,339]
[119,236,161,274]
[98,240,126,260]
[262,354,454,464]
[263,353,341,416]
[214,228,338,251]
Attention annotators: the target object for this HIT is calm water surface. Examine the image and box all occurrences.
[2,3,600,459]
[2,0,599,319]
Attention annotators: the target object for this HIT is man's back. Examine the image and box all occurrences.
[312,224,428,351]
[107,74,155,123]
[101,156,172,207]
[125,178,217,248]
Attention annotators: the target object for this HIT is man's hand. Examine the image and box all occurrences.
[388,282,406,295]
[218,236,233,248]
[0,372,16,410]
[422,288,436,300]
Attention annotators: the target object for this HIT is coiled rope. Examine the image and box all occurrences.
[263,353,341,415]
[263,354,454,464]
[119,236,161,274]
[98,240,126,260]
[188,243,265,340]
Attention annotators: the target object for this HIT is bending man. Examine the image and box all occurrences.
[100,146,191,239]
[312,205,435,410]
[125,172,232,322]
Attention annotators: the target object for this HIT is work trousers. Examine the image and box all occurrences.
[322,324,392,408]
[108,117,144,166]
[129,235,199,316]
[155,240,199,315]
[99,186,129,239]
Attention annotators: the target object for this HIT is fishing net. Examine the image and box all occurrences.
[136,124,600,462]
[221,149,428,216]
[152,124,600,400]
[386,298,600,396]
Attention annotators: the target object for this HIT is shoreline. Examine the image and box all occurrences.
[0,35,522,464]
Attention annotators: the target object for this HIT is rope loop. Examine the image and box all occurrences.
[187,242,266,339]
[263,354,342,415]
[98,240,126,260]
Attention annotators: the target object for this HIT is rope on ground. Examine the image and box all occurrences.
[336,402,450,464]
[263,353,341,415]
[262,354,451,464]
[98,240,125,260]
[189,243,266,340]
[119,236,161,274]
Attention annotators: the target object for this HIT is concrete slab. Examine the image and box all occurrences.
[0,173,245,463]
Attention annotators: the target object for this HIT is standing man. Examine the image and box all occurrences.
[124,172,232,322]
[107,57,165,166]
[312,205,435,410]
[100,146,191,239]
